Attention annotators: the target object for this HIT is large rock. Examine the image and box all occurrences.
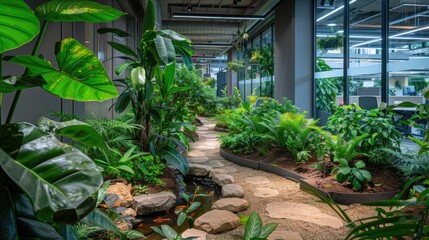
[212,198,249,213]
[266,202,343,228]
[181,228,208,240]
[222,184,244,198]
[120,208,136,217]
[212,174,235,186]
[106,182,133,207]
[188,163,213,177]
[194,209,240,234]
[133,192,176,215]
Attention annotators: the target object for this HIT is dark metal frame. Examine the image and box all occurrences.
[314,0,391,114]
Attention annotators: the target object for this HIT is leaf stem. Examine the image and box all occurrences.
[5,21,49,124]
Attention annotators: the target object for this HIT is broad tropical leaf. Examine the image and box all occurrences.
[244,212,262,239]
[0,123,103,223]
[38,117,106,148]
[35,0,125,23]
[0,0,40,53]
[0,76,47,93]
[142,0,155,33]
[154,36,176,65]
[80,209,124,237]
[107,41,138,59]
[159,146,189,175]
[9,38,118,101]
[97,27,131,38]
[0,192,65,240]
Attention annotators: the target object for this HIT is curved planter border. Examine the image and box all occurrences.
[220,148,402,205]
[214,126,229,133]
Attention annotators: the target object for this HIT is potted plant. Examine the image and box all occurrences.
[316,35,344,51]
[228,59,245,72]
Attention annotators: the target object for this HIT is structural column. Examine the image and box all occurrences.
[274,0,313,116]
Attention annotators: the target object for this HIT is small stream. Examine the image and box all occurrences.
[135,174,221,239]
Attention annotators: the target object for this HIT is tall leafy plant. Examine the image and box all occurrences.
[0,0,131,238]
[315,58,341,113]
[98,0,194,175]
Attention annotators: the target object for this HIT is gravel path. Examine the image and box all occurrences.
[186,117,376,240]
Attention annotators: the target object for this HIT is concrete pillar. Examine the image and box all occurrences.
[274,0,313,116]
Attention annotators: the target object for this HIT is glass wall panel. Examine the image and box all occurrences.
[388,1,429,106]
[349,0,382,108]
[315,0,344,115]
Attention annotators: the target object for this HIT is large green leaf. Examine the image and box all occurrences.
[0,123,103,223]
[0,0,40,53]
[9,38,118,101]
[80,209,123,237]
[107,41,138,59]
[0,192,65,240]
[244,212,262,240]
[154,36,176,65]
[35,0,125,23]
[97,27,131,38]
[142,0,155,33]
[159,146,189,175]
[0,76,47,93]
[38,117,107,148]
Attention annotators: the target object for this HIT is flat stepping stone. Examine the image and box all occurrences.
[254,188,279,198]
[206,160,225,168]
[212,174,235,186]
[188,156,209,163]
[266,202,343,229]
[209,168,227,177]
[245,176,271,184]
[223,167,238,173]
[193,146,217,150]
[268,231,303,240]
[213,198,249,213]
[187,150,207,157]
[182,228,207,240]
[188,163,213,177]
[194,209,240,234]
[222,184,244,198]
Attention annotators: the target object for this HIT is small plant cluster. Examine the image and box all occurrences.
[219,100,408,191]
[219,99,328,162]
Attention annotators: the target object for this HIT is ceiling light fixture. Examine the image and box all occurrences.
[327,23,337,26]
[317,0,357,22]
[187,6,192,12]
[172,12,265,20]
[351,25,429,48]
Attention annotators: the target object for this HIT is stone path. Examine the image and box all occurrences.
[185,118,375,240]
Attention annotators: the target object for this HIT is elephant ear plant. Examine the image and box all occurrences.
[0,0,142,239]
[97,0,194,175]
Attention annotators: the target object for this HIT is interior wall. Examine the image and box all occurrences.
[274,0,313,116]
[2,0,85,124]
[2,0,143,123]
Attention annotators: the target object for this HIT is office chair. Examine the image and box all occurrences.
[359,96,378,110]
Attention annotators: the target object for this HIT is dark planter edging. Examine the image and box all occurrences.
[214,126,229,133]
[219,148,259,170]
[259,162,303,183]
[220,148,402,205]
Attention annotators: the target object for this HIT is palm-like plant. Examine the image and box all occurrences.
[0,1,142,238]
[98,0,194,175]
[263,112,325,162]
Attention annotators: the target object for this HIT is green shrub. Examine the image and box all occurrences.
[265,112,328,162]
[220,130,272,154]
[327,104,401,165]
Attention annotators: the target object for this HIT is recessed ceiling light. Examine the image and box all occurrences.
[327,23,337,27]
[187,6,192,12]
